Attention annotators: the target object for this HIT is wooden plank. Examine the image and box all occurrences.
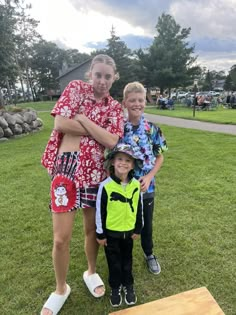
[109,287,225,315]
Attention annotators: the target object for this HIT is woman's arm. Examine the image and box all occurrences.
[75,114,119,149]
[54,115,89,135]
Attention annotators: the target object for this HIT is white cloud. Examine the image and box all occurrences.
[29,0,236,71]
[30,0,144,53]
[170,0,236,41]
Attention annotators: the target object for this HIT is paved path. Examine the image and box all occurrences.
[144,113,236,136]
[39,110,236,136]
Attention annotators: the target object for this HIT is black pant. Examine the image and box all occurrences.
[105,235,134,289]
[141,197,154,256]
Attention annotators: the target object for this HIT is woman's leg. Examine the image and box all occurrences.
[41,211,76,315]
[82,207,104,295]
[52,211,76,293]
[82,207,98,274]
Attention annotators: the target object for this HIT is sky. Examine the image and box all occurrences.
[29,0,236,73]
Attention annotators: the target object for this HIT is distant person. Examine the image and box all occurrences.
[120,82,168,275]
[230,93,235,108]
[226,94,231,107]
[96,143,143,307]
[167,97,174,110]
[40,54,124,315]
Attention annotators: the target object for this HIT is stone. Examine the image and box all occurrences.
[0,116,8,129]
[3,112,16,126]
[0,126,4,138]
[4,127,13,137]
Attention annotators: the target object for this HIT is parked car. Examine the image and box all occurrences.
[171,91,189,99]
[208,91,220,97]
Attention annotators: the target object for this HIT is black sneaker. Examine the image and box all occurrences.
[145,254,161,275]
[123,285,137,305]
[110,286,122,307]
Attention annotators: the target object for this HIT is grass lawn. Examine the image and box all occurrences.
[145,104,236,125]
[12,101,55,112]
[6,101,236,125]
[1,112,236,314]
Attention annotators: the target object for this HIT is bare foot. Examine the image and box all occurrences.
[94,285,105,296]
[41,285,68,315]
[41,308,52,315]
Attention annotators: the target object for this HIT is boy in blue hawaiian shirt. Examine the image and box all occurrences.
[121,82,168,275]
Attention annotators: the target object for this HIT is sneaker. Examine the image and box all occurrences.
[123,285,137,305]
[110,286,122,307]
[145,254,161,275]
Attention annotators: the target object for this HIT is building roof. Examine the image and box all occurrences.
[57,58,92,80]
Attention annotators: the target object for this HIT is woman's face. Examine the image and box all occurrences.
[90,63,115,99]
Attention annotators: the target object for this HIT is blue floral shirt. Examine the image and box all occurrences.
[119,115,168,194]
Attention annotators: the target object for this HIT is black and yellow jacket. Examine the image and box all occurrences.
[96,174,143,239]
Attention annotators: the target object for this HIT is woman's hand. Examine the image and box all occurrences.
[131,233,139,240]
[96,238,107,246]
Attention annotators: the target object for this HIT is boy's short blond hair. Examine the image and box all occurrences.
[123,81,146,100]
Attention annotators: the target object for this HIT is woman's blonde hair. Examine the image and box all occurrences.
[123,81,146,100]
[87,54,119,81]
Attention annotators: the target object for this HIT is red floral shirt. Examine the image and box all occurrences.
[41,80,124,188]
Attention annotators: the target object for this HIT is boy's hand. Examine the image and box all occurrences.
[131,233,139,240]
[96,238,107,246]
[139,175,152,192]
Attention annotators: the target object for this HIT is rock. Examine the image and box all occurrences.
[37,117,43,127]
[0,116,8,129]
[22,122,31,133]
[0,137,8,142]
[22,110,37,123]
[4,127,13,137]
[0,108,43,140]
[14,113,24,125]
[11,123,23,135]
[3,112,16,126]
[0,126,4,138]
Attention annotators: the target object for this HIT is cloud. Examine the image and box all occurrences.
[196,52,236,72]
[68,0,172,35]
[29,0,236,71]
[86,34,153,51]
[170,0,236,41]
[194,38,236,53]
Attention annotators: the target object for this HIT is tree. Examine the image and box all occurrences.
[103,27,136,98]
[0,1,18,105]
[138,13,198,94]
[30,40,64,94]
[14,1,42,101]
[64,49,90,67]
[224,65,236,91]
[202,70,213,91]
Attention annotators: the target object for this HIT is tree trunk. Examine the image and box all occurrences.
[25,66,31,102]
[6,77,13,105]
[0,89,4,107]
[13,84,18,105]
[19,75,26,102]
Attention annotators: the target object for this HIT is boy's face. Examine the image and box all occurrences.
[123,91,146,120]
[112,152,134,179]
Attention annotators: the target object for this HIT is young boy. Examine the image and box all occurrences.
[121,82,168,275]
[96,143,143,307]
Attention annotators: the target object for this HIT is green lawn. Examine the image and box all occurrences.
[1,112,235,314]
[13,101,55,111]
[145,104,236,125]
[6,101,236,125]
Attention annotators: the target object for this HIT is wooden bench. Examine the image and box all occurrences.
[109,287,225,315]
